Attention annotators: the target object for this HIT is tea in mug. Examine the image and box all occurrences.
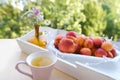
[31,56,53,67]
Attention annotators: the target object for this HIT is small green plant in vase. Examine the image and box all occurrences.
[22,8,46,48]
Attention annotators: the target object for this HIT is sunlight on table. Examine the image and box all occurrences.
[0,39,76,80]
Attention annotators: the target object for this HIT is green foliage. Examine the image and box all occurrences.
[39,0,85,33]
[0,3,33,38]
[0,4,21,38]
[101,0,120,41]
[0,0,120,41]
[81,0,106,37]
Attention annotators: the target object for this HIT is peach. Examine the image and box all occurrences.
[107,48,117,58]
[91,47,98,56]
[94,48,107,57]
[76,35,86,47]
[75,45,81,53]
[93,37,102,48]
[84,38,94,48]
[111,48,117,57]
[79,48,92,56]
[107,52,114,58]
[58,38,78,53]
[101,41,113,52]
[66,31,77,38]
[66,36,77,43]
[54,34,64,48]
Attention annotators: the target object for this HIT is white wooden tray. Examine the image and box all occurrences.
[16,27,120,80]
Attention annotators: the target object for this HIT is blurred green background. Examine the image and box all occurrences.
[0,0,120,41]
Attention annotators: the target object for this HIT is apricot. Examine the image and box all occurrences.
[84,38,94,48]
[66,31,77,38]
[91,47,98,56]
[101,41,113,52]
[110,48,117,57]
[54,34,64,48]
[107,52,114,58]
[79,48,92,56]
[54,32,116,58]
[76,35,86,47]
[107,48,117,58]
[94,48,107,57]
[66,36,77,43]
[93,37,102,48]
[75,45,82,53]
[58,38,78,53]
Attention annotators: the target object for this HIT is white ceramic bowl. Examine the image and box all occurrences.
[48,40,120,64]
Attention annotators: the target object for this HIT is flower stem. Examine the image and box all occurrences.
[34,24,39,39]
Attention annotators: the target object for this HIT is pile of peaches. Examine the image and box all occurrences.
[54,31,117,58]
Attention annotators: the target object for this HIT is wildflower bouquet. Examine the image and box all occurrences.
[22,8,46,48]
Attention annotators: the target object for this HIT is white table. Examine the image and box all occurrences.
[0,39,77,80]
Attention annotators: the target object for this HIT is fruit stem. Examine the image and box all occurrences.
[34,24,40,40]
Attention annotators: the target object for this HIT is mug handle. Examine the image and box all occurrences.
[15,61,33,79]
